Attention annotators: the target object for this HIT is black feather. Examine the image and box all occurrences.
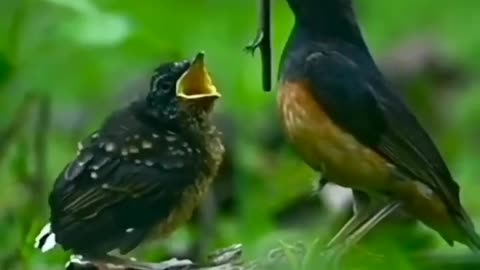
[46,61,224,255]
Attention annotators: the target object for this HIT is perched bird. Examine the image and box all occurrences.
[34,52,224,268]
[278,0,480,259]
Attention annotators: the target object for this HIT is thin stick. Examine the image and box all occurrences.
[66,244,244,270]
[245,0,273,92]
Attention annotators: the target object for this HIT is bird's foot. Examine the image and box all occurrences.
[244,30,264,56]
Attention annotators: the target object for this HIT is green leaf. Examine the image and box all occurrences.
[43,0,97,14]
[62,13,131,47]
[43,0,131,46]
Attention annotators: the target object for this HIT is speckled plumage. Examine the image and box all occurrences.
[35,58,224,256]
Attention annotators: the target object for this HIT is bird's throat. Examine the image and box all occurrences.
[289,1,367,49]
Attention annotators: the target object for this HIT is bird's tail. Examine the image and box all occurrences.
[34,223,57,252]
[457,208,480,252]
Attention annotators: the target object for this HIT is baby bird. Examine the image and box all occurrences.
[34,52,224,269]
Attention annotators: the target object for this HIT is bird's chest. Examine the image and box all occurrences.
[278,82,391,190]
[159,137,224,236]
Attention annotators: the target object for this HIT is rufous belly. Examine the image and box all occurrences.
[278,81,394,193]
[279,81,463,243]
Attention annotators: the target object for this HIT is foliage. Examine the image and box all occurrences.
[1,0,480,269]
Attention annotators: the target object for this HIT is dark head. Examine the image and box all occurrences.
[287,0,352,10]
[146,52,221,127]
[285,0,366,48]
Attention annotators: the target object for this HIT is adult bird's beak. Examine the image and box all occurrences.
[176,52,221,99]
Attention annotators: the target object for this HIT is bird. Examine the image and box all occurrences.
[34,52,224,269]
[277,0,480,261]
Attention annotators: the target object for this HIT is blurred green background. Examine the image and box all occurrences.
[1,0,480,269]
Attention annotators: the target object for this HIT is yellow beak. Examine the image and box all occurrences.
[176,52,220,99]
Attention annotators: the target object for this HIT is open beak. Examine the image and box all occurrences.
[176,52,220,99]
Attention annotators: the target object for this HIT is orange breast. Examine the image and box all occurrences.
[278,81,392,192]
[278,81,466,244]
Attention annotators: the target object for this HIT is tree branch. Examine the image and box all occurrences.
[64,241,480,270]
[66,244,245,270]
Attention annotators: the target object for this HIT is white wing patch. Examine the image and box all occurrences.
[34,223,57,252]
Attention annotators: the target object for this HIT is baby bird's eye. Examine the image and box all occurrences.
[160,82,170,91]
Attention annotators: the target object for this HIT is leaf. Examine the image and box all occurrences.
[43,0,131,47]
[43,0,97,13]
[63,13,131,47]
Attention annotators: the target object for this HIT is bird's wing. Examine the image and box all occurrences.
[304,49,461,211]
[49,127,198,253]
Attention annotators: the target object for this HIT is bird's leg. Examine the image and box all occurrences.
[326,206,378,249]
[341,201,402,251]
[326,191,373,248]
[321,201,402,269]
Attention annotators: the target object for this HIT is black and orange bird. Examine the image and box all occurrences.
[277,0,480,259]
[34,52,224,269]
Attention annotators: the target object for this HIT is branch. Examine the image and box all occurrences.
[64,242,304,270]
[66,244,246,270]
[64,240,480,270]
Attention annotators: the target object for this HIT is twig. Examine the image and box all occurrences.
[66,244,245,270]
[64,242,307,270]
[61,240,480,270]
[244,0,272,92]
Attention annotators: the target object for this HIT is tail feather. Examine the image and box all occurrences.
[34,223,57,252]
[457,209,480,252]
[464,228,480,252]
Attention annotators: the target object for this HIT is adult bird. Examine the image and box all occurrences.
[34,52,224,269]
[278,0,480,260]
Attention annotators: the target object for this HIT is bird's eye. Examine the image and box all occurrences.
[160,82,170,91]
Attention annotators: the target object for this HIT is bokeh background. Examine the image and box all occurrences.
[1,0,480,269]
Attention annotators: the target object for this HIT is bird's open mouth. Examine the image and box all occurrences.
[176,52,221,99]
